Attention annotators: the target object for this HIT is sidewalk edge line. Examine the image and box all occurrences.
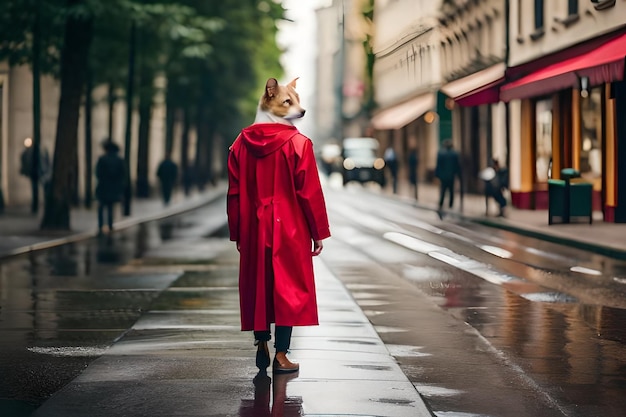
[387,191,626,260]
[0,185,227,261]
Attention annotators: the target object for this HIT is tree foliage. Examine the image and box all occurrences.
[1,0,287,229]
[0,0,65,74]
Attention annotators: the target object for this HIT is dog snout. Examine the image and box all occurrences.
[301,109,306,116]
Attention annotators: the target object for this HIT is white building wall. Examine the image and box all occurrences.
[7,66,59,206]
[491,101,507,164]
[2,62,167,207]
[439,0,506,82]
[374,0,441,52]
[510,0,626,67]
[150,76,167,184]
[374,28,441,108]
[373,0,443,108]
[315,3,342,144]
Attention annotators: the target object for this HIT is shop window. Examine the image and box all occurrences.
[556,0,580,26]
[516,0,524,43]
[530,0,545,40]
[534,0,544,28]
[579,87,602,182]
[535,99,553,182]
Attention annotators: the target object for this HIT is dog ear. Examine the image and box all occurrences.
[265,78,278,98]
[287,77,299,89]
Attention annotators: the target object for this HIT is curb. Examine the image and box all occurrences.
[0,183,227,260]
[392,192,626,260]
[472,216,626,260]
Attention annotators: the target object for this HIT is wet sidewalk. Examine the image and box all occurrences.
[2,178,624,261]
[0,186,227,259]
[1,177,624,416]
[381,179,626,259]
[28,226,434,417]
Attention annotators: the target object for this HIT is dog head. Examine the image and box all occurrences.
[259,77,306,120]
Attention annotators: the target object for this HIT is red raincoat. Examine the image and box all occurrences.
[227,123,330,331]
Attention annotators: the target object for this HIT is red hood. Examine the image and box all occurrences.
[240,123,299,157]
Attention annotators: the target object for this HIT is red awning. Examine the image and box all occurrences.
[501,32,626,102]
[455,78,503,107]
[371,93,435,130]
[442,63,505,107]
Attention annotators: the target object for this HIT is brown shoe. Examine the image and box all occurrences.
[273,352,299,374]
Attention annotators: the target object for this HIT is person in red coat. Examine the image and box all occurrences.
[227,78,331,374]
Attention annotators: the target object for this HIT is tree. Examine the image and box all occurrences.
[0,0,65,213]
[2,0,287,228]
[40,0,93,229]
[183,0,286,185]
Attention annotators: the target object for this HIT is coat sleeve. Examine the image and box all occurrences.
[435,152,442,179]
[227,141,241,242]
[293,136,331,241]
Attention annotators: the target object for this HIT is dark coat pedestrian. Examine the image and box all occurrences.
[435,139,462,216]
[95,141,125,234]
[384,146,399,193]
[482,159,508,217]
[408,148,418,200]
[20,143,52,205]
[157,154,178,205]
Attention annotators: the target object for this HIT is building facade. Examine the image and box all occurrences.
[439,0,507,195]
[358,0,626,225]
[370,0,445,185]
[314,1,344,147]
[0,63,175,210]
[503,0,626,222]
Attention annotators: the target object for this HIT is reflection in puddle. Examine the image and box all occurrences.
[569,265,602,276]
[27,346,108,357]
[386,344,431,358]
[239,371,302,417]
[413,384,464,398]
[0,216,187,411]
[520,292,577,303]
[96,236,123,264]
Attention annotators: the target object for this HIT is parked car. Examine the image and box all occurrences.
[341,137,385,186]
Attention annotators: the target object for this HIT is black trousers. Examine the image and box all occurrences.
[97,202,115,230]
[438,180,455,209]
[160,183,173,204]
[254,326,293,353]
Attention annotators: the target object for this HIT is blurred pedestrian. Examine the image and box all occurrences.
[384,145,398,193]
[408,147,419,200]
[157,152,178,206]
[481,158,508,217]
[227,101,331,374]
[435,139,462,219]
[182,165,195,196]
[19,138,51,211]
[95,140,125,235]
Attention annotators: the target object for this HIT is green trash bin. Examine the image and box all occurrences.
[569,182,593,223]
[548,179,566,224]
[560,168,580,180]
[548,169,592,224]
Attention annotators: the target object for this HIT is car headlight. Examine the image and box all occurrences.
[373,158,385,170]
[343,158,355,170]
